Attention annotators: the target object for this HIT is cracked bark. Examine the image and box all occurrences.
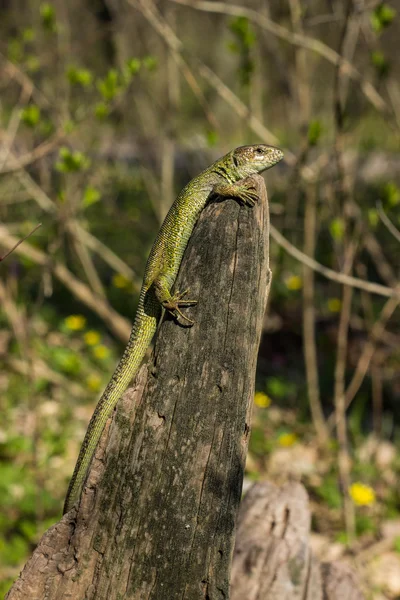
[6,175,271,600]
[231,482,365,600]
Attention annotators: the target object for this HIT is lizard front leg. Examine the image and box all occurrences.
[153,274,197,326]
[213,177,259,207]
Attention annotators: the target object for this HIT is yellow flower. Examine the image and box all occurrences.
[349,482,376,506]
[86,374,102,392]
[93,345,110,360]
[64,315,86,331]
[285,275,302,291]
[84,330,101,346]
[278,432,297,447]
[327,298,342,313]
[254,392,271,408]
[112,273,130,289]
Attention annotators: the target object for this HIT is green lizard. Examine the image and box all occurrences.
[63,144,283,514]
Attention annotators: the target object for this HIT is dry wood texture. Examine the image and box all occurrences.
[231,481,365,600]
[7,175,271,600]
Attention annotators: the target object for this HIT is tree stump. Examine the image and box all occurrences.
[231,482,365,600]
[7,175,271,600]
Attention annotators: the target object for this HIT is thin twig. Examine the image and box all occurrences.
[302,185,329,445]
[168,0,391,116]
[269,224,399,300]
[332,0,356,543]
[0,223,42,263]
[0,224,131,341]
[327,295,399,432]
[0,131,64,175]
[377,200,400,244]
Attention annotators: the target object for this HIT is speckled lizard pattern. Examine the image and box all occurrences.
[63,144,283,514]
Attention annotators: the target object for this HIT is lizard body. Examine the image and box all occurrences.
[63,144,283,514]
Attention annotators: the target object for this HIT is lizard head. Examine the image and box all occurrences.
[231,144,284,178]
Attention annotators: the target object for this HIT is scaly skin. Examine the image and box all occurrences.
[63,144,284,514]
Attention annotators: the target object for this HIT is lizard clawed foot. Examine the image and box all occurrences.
[236,179,259,207]
[162,289,197,326]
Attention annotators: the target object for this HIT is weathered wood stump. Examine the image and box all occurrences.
[231,481,365,600]
[7,175,271,599]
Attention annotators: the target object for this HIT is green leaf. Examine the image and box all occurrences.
[21,105,40,128]
[40,3,57,32]
[83,186,101,207]
[67,66,93,87]
[371,3,396,34]
[22,28,36,43]
[229,16,256,48]
[308,120,322,146]
[371,50,390,76]
[143,56,158,71]
[317,476,343,509]
[329,218,345,241]
[55,147,91,173]
[383,181,400,207]
[8,38,23,63]
[25,55,41,73]
[94,102,109,120]
[206,130,218,147]
[368,208,379,227]
[126,58,141,75]
[97,69,121,101]
[266,376,295,399]
[394,536,400,553]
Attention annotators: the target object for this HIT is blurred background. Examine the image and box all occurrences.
[0,0,399,596]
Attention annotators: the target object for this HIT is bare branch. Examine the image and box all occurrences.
[169,0,391,116]
[270,223,399,300]
[0,224,131,342]
[377,200,400,244]
[0,223,42,263]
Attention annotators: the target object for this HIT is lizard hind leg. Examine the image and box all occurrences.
[153,276,197,326]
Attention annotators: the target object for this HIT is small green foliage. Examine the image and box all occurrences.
[371,3,396,34]
[382,181,400,207]
[63,120,75,134]
[21,104,40,128]
[317,476,343,509]
[25,55,41,73]
[355,514,376,536]
[97,69,122,101]
[126,57,141,75]
[335,531,349,545]
[82,185,101,208]
[206,130,218,147]
[228,16,255,86]
[308,120,323,146]
[329,217,345,241]
[67,66,93,87]
[22,28,35,43]
[56,147,91,173]
[394,536,400,553]
[266,376,296,399]
[48,347,81,375]
[368,208,379,228]
[371,50,390,77]
[142,55,158,71]
[229,16,256,49]
[8,38,23,63]
[94,102,110,120]
[249,426,269,456]
[40,2,57,32]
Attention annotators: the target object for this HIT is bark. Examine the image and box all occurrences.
[231,482,365,600]
[7,175,271,600]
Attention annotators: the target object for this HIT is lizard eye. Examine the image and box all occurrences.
[255,147,264,154]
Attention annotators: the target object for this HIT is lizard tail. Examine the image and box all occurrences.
[63,302,159,514]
